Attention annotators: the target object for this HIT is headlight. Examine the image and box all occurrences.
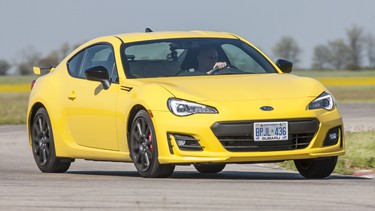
[308,92,334,110]
[167,98,218,116]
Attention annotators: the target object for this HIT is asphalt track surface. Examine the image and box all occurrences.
[0,103,374,210]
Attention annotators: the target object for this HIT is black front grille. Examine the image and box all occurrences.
[211,119,319,152]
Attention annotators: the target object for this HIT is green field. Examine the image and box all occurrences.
[0,75,37,84]
[0,93,29,125]
[328,86,375,102]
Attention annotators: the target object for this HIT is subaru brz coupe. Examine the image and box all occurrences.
[27,30,344,178]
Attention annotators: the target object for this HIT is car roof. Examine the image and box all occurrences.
[112,31,239,43]
[65,31,245,63]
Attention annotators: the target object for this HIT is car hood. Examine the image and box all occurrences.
[139,74,326,102]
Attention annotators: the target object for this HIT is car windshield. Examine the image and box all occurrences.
[121,38,277,78]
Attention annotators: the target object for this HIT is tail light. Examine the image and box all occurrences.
[31,80,36,90]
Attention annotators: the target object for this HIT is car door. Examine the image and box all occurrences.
[63,44,119,150]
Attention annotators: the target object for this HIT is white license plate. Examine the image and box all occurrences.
[254,122,288,141]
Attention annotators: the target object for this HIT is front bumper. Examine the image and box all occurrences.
[151,105,345,164]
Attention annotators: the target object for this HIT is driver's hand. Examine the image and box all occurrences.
[213,62,227,70]
[206,62,227,74]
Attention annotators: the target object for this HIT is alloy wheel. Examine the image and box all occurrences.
[131,117,154,172]
[31,113,51,167]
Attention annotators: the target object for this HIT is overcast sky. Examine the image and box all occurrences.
[1,0,374,68]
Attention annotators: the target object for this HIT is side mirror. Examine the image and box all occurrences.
[276,59,293,73]
[84,66,111,90]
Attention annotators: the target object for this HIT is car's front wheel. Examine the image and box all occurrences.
[294,156,337,179]
[129,110,175,178]
[194,163,226,174]
[31,108,71,173]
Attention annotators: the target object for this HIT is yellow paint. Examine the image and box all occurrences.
[33,67,41,75]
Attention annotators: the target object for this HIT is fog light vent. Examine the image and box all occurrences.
[170,134,203,151]
[323,127,341,146]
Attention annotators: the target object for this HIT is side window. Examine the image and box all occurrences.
[67,50,85,78]
[82,44,118,83]
[67,44,118,83]
[222,44,266,73]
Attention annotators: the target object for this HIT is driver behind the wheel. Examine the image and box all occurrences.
[196,47,227,74]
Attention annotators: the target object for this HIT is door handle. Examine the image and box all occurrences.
[68,91,77,101]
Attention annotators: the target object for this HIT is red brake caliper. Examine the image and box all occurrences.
[148,132,153,152]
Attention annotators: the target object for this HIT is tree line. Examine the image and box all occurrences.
[273,25,375,70]
[0,25,374,75]
[0,43,79,75]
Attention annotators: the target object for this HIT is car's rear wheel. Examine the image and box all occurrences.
[129,110,175,178]
[194,163,226,174]
[294,156,337,179]
[31,108,71,173]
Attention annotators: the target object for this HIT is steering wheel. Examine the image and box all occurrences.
[208,64,238,75]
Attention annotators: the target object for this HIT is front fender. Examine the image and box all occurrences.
[116,82,174,152]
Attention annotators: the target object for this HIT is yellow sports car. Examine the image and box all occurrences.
[27,30,344,178]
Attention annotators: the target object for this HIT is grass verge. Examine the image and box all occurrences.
[293,69,375,77]
[278,130,375,175]
[329,86,375,103]
[0,75,36,84]
[0,93,29,124]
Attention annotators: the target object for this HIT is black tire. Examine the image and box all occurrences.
[30,108,71,173]
[129,110,175,178]
[294,156,337,179]
[194,163,226,174]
